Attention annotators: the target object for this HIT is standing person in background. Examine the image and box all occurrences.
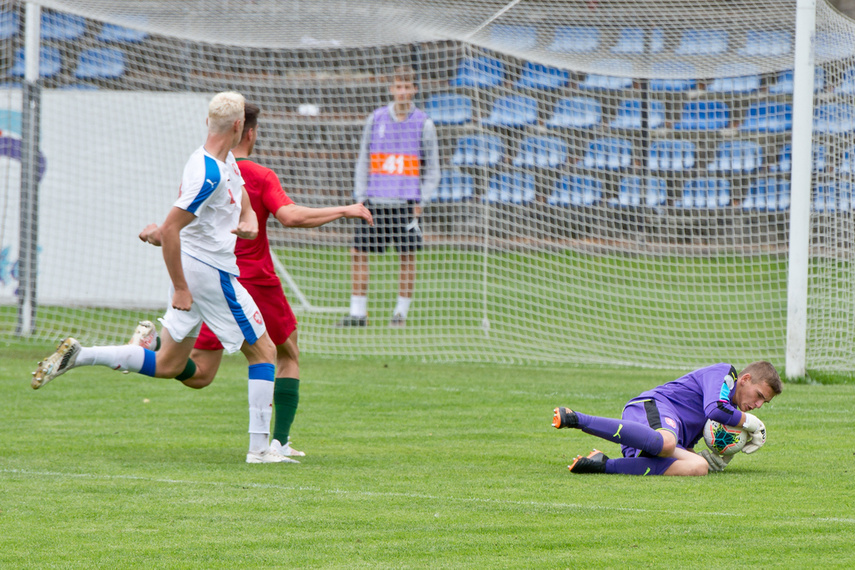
[134,102,373,460]
[338,64,440,328]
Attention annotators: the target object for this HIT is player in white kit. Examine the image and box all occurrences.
[32,92,292,464]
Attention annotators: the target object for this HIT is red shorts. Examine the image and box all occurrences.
[194,281,297,350]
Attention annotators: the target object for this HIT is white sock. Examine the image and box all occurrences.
[394,296,412,318]
[247,378,274,453]
[76,345,146,372]
[350,295,368,318]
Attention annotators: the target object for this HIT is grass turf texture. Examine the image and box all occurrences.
[2,344,854,568]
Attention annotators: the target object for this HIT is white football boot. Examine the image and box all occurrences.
[246,446,300,464]
[269,439,306,457]
[32,337,81,389]
[128,320,159,351]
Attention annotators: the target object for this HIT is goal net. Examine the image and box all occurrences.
[3,0,855,372]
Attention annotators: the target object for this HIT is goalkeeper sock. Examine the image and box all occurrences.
[575,412,665,456]
[247,363,275,454]
[76,345,156,377]
[272,377,300,444]
[605,456,677,476]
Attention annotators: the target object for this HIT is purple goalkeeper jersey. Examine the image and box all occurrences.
[630,363,744,448]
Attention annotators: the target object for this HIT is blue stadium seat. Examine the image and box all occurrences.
[609,176,667,208]
[608,99,665,130]
[483,171,536,205]
[647,140,695,172]
[514,61,569,90]
[41,11,87,41]
[482,95,538,128]
[611,27,664,55]
[450,56,505,89]
[706,63,761,94]
[838,146,855,175]
[549,175,603,207]
[0,10,19,41]
[674,100,730,131]
[434,169,474,202]
[579,59,633,91]
[583,137,633,171]
[675,29,728,56]
[707,141,763,174]
[813,184,838,213]
[489,24,538,51]
[452,134,504,167]
[769,143,826,174]
[8,46,62,78]
[768,69,825,95]
[74,47,126,80]
[834,67,855,95]
[677,179,731,209]
[739,101,792,133]
[648,62,697,92]
[813,103,855,135]
[424,93,472,125]
[548,26,599,53]
[513,136,568,169]
[545,97,602,129]
[97,22,149,44]
[839,182,854,212]
[743,177,791,212]
[739,30,792,57]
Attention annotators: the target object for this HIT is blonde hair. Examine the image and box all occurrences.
[208,91,245,134]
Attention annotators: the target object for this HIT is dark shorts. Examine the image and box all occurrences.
[620,398,682,458]
[353,201,423,254]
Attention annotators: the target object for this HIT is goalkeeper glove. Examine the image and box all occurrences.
[741,412,766,454]
[406,217,422,237]
[699,449,732,473]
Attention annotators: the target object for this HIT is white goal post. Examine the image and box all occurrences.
[4,0,855,377]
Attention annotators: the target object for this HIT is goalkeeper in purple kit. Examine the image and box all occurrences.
[552,361,782,476]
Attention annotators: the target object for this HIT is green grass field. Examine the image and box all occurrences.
[2,343,853,568]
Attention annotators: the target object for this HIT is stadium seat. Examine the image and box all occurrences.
[512,136,568,169]
[97,22,149,44]
[8,46,62,79]
[813,184,838,213]
[742,178,794,212]
[40,11,87,42]
[489,24,538,51]
[813,103,855,135]
[483,171,536,205]
[611,27,664,55]
[482,95,538,128]
[647,140,695,172]
[514,61,569,90]
[739,101,792,133]
[548,26,599,53]
[549,175,603,207]
[450,56,505,89]
[609,176,667,208]
[834,67,855,95]
[424,93,472,125]
[579,59,633,91]
[583,137,633,171]
[837,145,855,175]
[648,62,697,92]
[706,63,761,94]
[839,182,854,212]
[738,30,792,57]
[545,97,602,129]
[815,31,855,60]
[674,100,730,131]
[768,69,825,95]
[707,141,763,174]
[608,99,665,130]
[73,47,126,80]
[434,169,474,202]
[451,134,504,167]
[675,29,728,56]
[0,10,19,41]
[769,143,826,174]
[677,179,731,209]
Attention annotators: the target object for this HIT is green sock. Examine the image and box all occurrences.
[272,377,300,443]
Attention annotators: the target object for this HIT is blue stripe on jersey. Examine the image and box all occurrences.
[719,380,733,401]
[187,155,221,214]
[219,269,258,345]
[248,363,275,382]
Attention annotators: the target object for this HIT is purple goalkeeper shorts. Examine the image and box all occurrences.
[620,398,682,458]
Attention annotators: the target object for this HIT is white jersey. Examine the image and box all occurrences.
[173,146,245,275]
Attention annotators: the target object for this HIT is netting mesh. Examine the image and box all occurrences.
[3,0,855,370]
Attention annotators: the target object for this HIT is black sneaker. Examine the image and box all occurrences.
[568,449,609,474]
[336,315,368,327]
[552,407,579,429]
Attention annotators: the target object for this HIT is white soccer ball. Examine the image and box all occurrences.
[703,419,748,456]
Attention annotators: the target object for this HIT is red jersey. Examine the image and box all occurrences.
[233,158,294,286]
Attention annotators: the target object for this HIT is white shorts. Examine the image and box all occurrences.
[159,253,266,354]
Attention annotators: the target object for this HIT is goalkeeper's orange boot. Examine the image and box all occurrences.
[568,449,608,474]
[552,407,578,429]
